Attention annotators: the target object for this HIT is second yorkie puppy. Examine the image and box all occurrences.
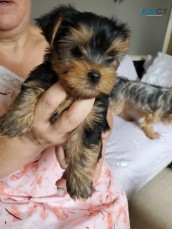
[0,5,130,199]
[110,76,171,139]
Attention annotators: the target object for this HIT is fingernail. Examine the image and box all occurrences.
[55,178,66,190]
[57,186,65,196]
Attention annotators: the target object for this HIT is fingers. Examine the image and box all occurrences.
[55,146,67,169]
[55,146,67,191]
[56,178,67,192]
[34,82,94,134]
[30,82,95,147]
[34,83,67,124]
[102,107,113,140]
[53,98,95,134]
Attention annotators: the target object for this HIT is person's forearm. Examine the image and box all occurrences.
[0,136,41,180]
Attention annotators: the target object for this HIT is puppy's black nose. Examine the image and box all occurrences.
[87,71,100,83]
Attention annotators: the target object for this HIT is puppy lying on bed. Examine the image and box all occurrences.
[110,76,172,139]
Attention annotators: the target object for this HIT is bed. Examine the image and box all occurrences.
[105,10,172,199]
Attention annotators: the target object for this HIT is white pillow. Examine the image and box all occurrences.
[117,55,138,81]
[143,54,153,72]
[141,52,172,87]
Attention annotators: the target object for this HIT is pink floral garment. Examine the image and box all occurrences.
[0,66,130,229]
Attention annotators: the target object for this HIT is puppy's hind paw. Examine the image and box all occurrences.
[64,172,95,200]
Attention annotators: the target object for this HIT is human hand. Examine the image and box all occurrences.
[0,83,94,179]
[26,83,94,148]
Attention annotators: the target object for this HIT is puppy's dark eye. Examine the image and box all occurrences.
[71,46,83,58]
[105,57,115,64]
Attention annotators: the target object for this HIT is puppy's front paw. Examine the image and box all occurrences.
[64,171,94,199]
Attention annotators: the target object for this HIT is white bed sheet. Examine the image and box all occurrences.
[105,115,172,199]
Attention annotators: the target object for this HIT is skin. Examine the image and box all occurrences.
[0,0,112,185]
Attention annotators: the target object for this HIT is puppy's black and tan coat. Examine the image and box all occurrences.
[110,77,172,139]
[0,5,130,199]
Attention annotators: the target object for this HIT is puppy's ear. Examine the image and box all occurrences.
[35,4,77,44]
[108,21,130,62]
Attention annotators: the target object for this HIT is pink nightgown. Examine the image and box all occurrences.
[0,66,130,229]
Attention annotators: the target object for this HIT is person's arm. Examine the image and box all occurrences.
[0,83,95,180]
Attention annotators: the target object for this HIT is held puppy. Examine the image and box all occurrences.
[0,5,130,199]
[110,77,171,139]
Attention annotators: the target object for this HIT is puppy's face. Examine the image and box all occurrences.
[37,6,130,99]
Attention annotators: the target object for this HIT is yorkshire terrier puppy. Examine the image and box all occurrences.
[0,5,130,199]
[110,76,171,139]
